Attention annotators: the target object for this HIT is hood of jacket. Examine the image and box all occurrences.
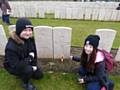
[10,31,24,44]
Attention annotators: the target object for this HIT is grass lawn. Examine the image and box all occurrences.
[0,17,120,48]
[0,69,120,90]
[0,17,120,90]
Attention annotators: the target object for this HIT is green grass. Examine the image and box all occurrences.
[0,69,120,90]
[0,18,120,89]
[1,17,120,48]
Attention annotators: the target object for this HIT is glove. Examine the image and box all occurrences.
[28,52,37,66]
[29,52,35,58]
[24,52,35,63]
[32,66,37,71]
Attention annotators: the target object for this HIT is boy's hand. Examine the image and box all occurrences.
[32,66,37,71]
[29,52,35,58]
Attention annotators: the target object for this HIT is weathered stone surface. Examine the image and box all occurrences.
[38,7,45,18]
[55,7,66,19]
[25,6,37,18]
[0,25,7,55]
[34,26,53,58]
[96,29,117,52]
[53,27,72,59]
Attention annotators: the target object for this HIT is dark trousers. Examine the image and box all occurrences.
[18,65,43,83]
[5,65,43,83]
[107,80,114,90]
[78,66,101,90]
[2,14,10,24]
[78,66,114,90]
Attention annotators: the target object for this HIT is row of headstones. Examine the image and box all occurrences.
[0,2,119,21]
[54,7,120,21]
[0,25,120,61]
[8,1,118,13]
[0,25,72,59]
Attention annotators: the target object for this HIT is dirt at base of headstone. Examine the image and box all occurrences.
[0,47,120,75]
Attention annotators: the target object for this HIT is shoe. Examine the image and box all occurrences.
[22,82,37,90]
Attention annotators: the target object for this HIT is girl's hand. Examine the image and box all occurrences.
[70,56,73,60]
[78,78,84,84]
[61,55,64,62]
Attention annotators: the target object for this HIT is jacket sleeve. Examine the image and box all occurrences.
[84,62,107,87]
[72,56,80,62]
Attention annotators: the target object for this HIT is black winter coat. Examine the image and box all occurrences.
[72,55,110,89]
[4,32,37,74]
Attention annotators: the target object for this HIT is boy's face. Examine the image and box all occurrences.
[20,28,33,39]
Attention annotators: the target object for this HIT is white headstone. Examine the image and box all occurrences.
[115,47,120,61]
[116,10,120,21]
[34,26,53,58]
[38,7,45,18]
[54,7,60,19]
[25,6,37,18]
[92,9,99,20]
[96,29,116,52]
[84,7,93,20]
[8,25,16,33]
[11,4,21,17]
[110,10,117,21]
[71,8,79,19]
[78,7,85,19]
[92,4,100,20]
[98,8,106,21]
[104,9,112,21]
[66,8,72,19]
[53,27,72,59]
[60,8,66,19]
[0,25,7,55]
[11,3,25,17]
[55,7,66,19]
[19,6,25,17]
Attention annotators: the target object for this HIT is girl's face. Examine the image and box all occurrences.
[84,44,93,55]
[20,28,33,39]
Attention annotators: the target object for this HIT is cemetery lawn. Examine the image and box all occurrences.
[0,68,120,90]
[0,18,120,48]
[0,18,120,89]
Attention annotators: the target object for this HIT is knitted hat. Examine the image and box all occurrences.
[84,35,100,49]
[16,18,33,36]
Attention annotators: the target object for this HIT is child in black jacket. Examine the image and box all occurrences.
[4,18,43,90]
